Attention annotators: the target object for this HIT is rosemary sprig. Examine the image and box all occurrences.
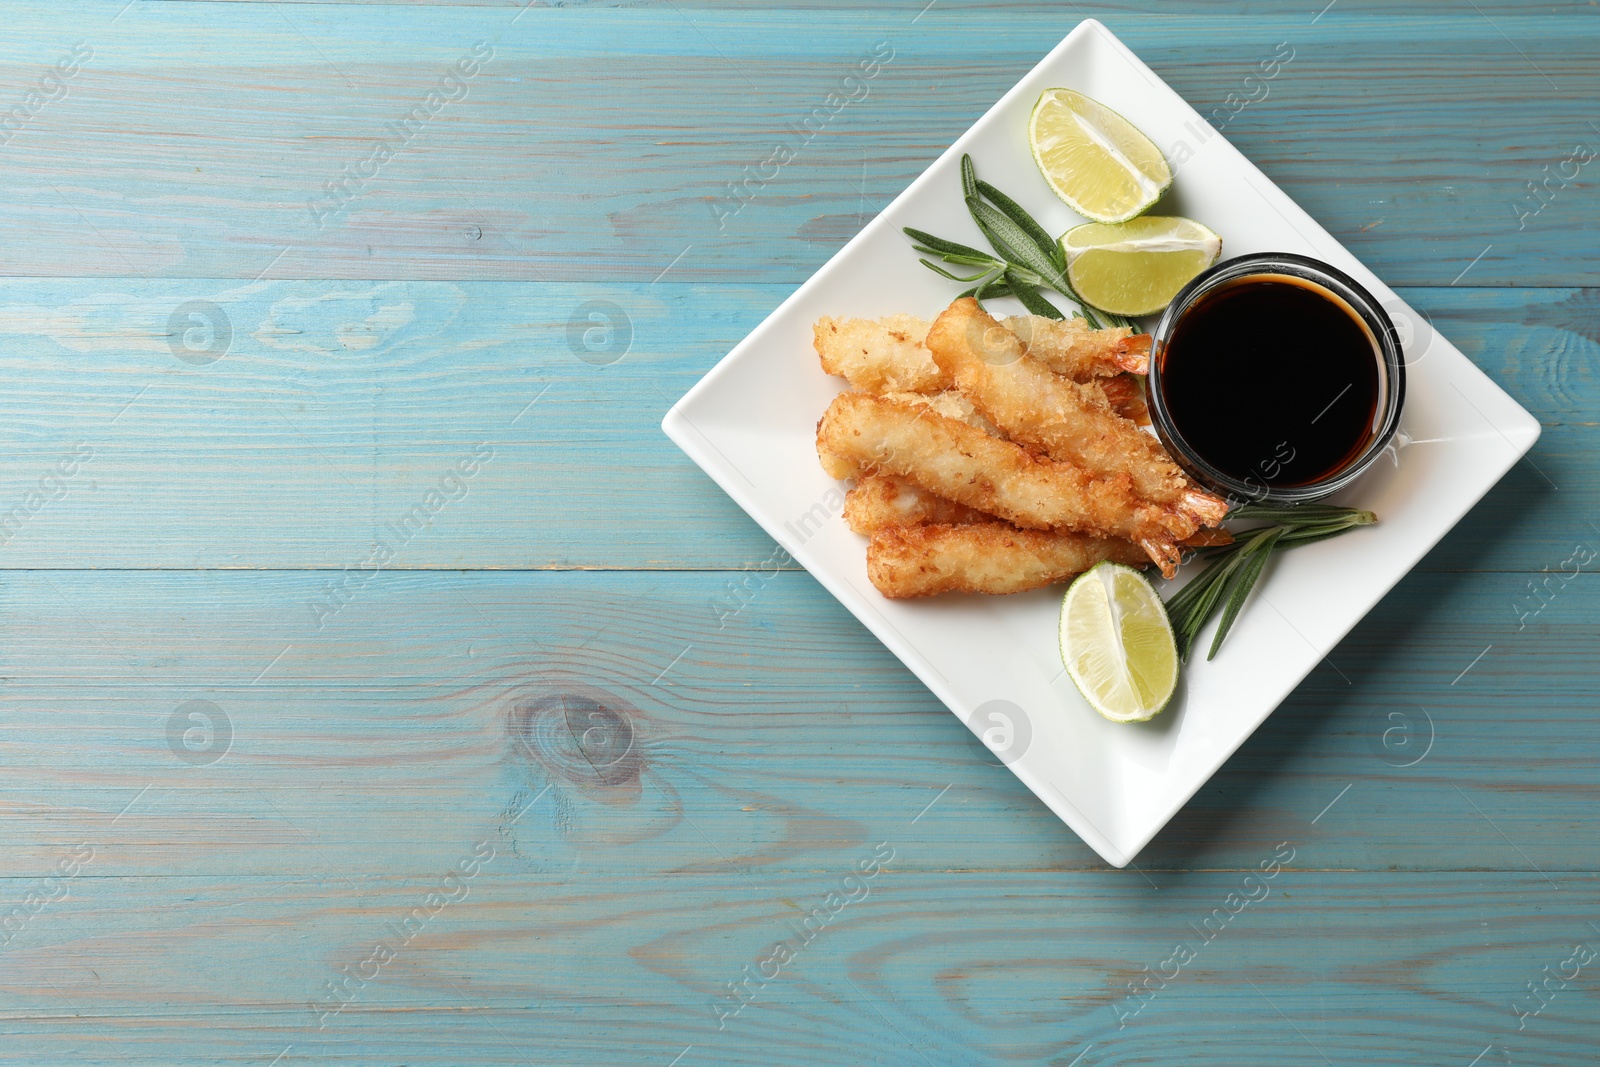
[1165,504,1377,661]
[903,153,1135,331]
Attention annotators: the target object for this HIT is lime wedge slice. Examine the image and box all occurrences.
[1061,216,1222,316]
[1029,88,1171,223]
[1059,562,1178,723]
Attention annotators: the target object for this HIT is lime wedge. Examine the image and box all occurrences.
[1059,562,1178,723]
[1029,88,1171,223]
[1061,216,1222,316]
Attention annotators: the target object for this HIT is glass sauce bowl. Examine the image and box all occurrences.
[1146,252,1406,506]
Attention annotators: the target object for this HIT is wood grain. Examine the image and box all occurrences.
[0,2,1597,1063]
[0,280,1587,570]
[0,569,1592,876]
[0,871,1595,1066]
[0,5,1594,283]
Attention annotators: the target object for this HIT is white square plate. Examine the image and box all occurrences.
[662,19,1538,866]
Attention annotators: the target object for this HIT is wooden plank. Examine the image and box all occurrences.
[0,277,779,569]
[0,2,1590,1063]
[0,568,1593,877]
[0,279,1586,570]
[1402,285,1600,573]
[0,870,1593,1066]
[190,0,1600,9]
[0,6,1593,284]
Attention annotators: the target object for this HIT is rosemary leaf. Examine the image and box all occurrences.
[1173,550,1250,658]
[921,259,999,283]
[1230,503,1376,527]
[912,246,1001,268]
[963,197,1035,269]
[975,178,1060,266]
[960,278,1011,299]
[1164,548,1230,618]
[966,197,1106,328]
[1168,546,1249,657]
[1206,527,1283,660]
[957,274,1008,299]
[1164,504,1375,660]
[971,273,1006,302]
[903,227,996,262]
[1276,522,1374,549]
[1004,270,1064,319]
[907,155,1134,327]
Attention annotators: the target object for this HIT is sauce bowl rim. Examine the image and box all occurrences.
[1146,251,1407,507]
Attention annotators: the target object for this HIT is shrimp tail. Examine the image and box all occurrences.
[1114,334,1152,375]
[1181,488,1232,527]
[1137,536,1182,579]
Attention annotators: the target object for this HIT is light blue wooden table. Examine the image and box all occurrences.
[0,1,1595,1063]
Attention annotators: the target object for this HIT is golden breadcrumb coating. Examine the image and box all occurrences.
[1004,313,1150,377]
[815,391,1182,576]
[843,473,994,534]
[927,299,1228,531]
[813,314,943,393]
[867,522,1149,597]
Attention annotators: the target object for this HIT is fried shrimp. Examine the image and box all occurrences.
[926,299,1229,531]
[843,473,993,534]
[815,391,1182,575]
[867,523,1149,597]
[813,315,943,393]
[820,390,998,479]
[847,471,1228,545]
[1099,373,1149,425]
[1004,314,1151,377]
[881,390,1002,435]
[815,313,1148,396]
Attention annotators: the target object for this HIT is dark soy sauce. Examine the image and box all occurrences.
[1158,275,1381,488]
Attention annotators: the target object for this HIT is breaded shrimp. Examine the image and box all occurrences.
[1098,373,1149,425]
[1004,314,1151,377]
[881,390,1002,436]
[815,313,1147,395]
[867,523,1150,597]
[813,315,943,393]
[844,473,994,534]
[815,391,1183,575]
[926,299,1229,531]
[847,473,1230,544]
[821,389,1000,479]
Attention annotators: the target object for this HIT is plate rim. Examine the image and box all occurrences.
[662,18,1541,867]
